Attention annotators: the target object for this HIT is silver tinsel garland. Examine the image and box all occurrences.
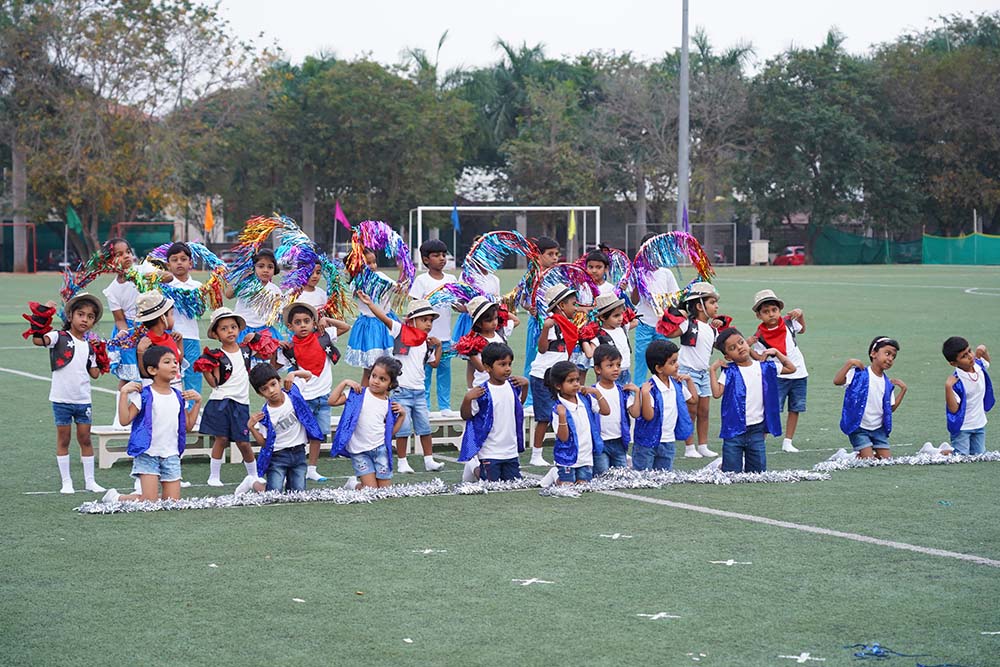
[813,449,1000,473]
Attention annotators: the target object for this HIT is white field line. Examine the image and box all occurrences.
[0,366,118,395]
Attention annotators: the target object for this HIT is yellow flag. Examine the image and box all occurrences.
[204,199,215,233]
[567,210,576,240]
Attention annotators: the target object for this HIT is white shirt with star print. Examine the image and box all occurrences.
[44,331,92,404]
[208,348,251,405]
[277,327,339,400]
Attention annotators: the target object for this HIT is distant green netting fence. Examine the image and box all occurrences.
[923,233,1000,265]
[812,227,922,264]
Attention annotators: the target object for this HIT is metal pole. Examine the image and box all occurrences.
[416,209,424,266]
[595,207,601,247]
[676,0,690,230]
[63,223,69,270]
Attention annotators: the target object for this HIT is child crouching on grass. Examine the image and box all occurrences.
[102,346,201,503]
[541,360,611,487]
[633,340,697,471]
[834,336,906,460]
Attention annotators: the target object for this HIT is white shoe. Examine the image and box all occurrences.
[206,477,224,487]
[179,480,192,488]
[540,467,559,488]
[59,481,75,495]
[462,459,480,482]
[529,450,551,467]
[343,476,359,490]
[234,475,257,496]
[101,488,120,504]
[424,458,445,472]
[939,442,954,455]
[397,458,415,474]
[684,445,703,458]
[702,457,723,471]
[306,469,328,482]
[84,481,106,493]
[696,444,717,457]
[781,442,800,453]
[917,442,938,456]
[626,454,633,467]
[827,448,849,462]
[440,409,461,419]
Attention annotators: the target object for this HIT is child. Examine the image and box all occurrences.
[659,282,725,459]
[458,342,530,482]
[631,232,681,386]
[409,239,458,417]
[547,360,610,485]
[297,263,328,310]
[582,294,636,386]
[164,242,203,396]
[276,301,350,482]
[633,340,696,471]
[234,364,326,495]
[527,283,580,467]
[452,253,503,341]
[102,238,141,383]
[942,338,993,455]
[28,294,110,493]
[710,328,796,472]
[749,289,808,454]
[196,307,261,485]
[357,292,445,473]
[590,344,640,475]
[455,295,518,388]
[101,346,201,503]
[328,356,405,490]
[522,236,561,405]
[225,248,283,342]
[834,337,907,460]
[346,248,398,386]
[584,249,618,297]
[134,291,183,389]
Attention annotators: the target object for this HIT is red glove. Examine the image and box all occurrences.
[193,347,225,373]
[247,330,280,359]
[578,322,602,342]
[22,301,56,339]
[656,306,687,337]
[454,332,488,356]
[90,340,111,374]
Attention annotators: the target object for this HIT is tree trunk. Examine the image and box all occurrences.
[635,171,647,249]
[301,164,316,239]
[12,137,28,273]
[803,223,820,265]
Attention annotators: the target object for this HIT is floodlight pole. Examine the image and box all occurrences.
[676,0,690,229]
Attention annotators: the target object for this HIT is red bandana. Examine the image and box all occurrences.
[292,332,328,377]
[400,324,429,348]
[552,313,580,356]
[147,329,180,360]
[755,318,789,355]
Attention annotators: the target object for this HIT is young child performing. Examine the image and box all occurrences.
[102,238,141,384]
[276,301,350,482]
[224,248,283,341]
[135,291,183,388]
[102,346,201,503]
[834,336,907,460]
[27,294,110,493]
[943,337,992,455]
[584,249,618,297]
[459,342,530,482]
[528,283,580,467]
[297,263,328,310]
[547,360,610,485]
[522,236,561,406]
[234,364,326,495]
[590,344,640,475]
[409,239,458,417]
[329,356,405,490]
[582,294,636,386]
[357,292,445,473]
[196,307,260,485]
[631,232,680,386]
[749,289,808,454]
[455,295,518,389]
[710,328,796,473]
[164,242,203,396]
[346,248,399,386]
[633,340,697,471]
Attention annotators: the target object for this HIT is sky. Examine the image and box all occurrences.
[217,0,999,72]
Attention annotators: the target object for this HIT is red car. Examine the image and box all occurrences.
[772,245,806,266]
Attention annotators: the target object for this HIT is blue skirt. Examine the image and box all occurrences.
[346,313,397,368]
[110,320,139,382]
[452,312,473,342]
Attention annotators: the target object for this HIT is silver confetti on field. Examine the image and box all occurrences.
[813,450,1000,472]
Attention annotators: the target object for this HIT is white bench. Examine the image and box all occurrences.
[92,426,215,469]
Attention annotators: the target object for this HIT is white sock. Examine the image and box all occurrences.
[462,459,480,482]
[209,457,223,480]
[244,460,257,477]
[56,455,71,483]
[308,465,318,476]
[81,455,96,483]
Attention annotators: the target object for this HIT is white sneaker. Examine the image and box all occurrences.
[234,475,257,496]
[827,448,849,461]
[939,442,954,455]
[696,444,718,457]
[702,457,723,471]
[59,481,75,495]
[781,441,800,453]
[540,467,559,488]
[343,476,359,490]
[462,459,480,482]
[101,488,120,504]
[84,481,106,493]
[917,442,938,456]
[206,477,224,487]
[424,458,445,472]
[684,445,703,458]
[306,469,328,482]
[179,480,192,488]
[397,458,415,474]
[625,454,633,467]
[440,409,461,419]
[529,450,551,467]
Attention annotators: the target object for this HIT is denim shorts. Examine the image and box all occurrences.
[950,427,986,456]
[479,457,522,482]
[557,465,594,483]
[679,366,711,398]
[529,375,556,423]
[848,426,890,451]
[199,399,251,442]
[350,446,393,480]
[632,441,677,471]
[131,453,182,482]
[394,387,431,437]
[306,394,331,438]
[266,445,307,491]
[52,402,92,426]
[777,377,807,413]
[593,437,629,475]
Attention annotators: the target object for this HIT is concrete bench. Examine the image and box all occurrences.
[92,425,215,469]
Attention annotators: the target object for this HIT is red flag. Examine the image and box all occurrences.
[334,201,351,230]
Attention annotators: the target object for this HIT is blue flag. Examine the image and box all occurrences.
[451,204,461,234]
[682,203,690,233]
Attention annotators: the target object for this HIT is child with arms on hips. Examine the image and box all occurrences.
[941,337,992,455]
[834,336,906,460]
[634,340,697,471]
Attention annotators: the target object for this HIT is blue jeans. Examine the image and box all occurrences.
[950,427,986,455]
[557,465,593,483]
[523,317,541,406]
[777,377,808,413]
[722,422,767,473]
[424,340,452,411]
[593,437,629,475]
[633,322,667,385]
[265,445,307,491]
[632,441,676,471]
[479,457,522,481]
[529,375,555,423]
[305,394,331,438]
[615,369,632,388]
[350,447,393,480]
[52,402,92,426]
[395,387,432,437]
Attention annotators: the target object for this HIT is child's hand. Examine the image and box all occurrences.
[171,331,183,345]
[357,292,373,306]
[580,386,599,397]
[279,340,292,351]
[319,316,335,329]
[542,317,555,328]
[710,318,725,329]
[243,332,257,344]
[120,381,142,395]
[247,412,264,428]
[45,299,58,309]
[945,375,959,389]
[181,390,201,403]
[761,347,779,358]
[787,308,803,320]
[891,378,907,391]
[676,373,691,383]
[391,402,404,415]
[711,359,728,371]
[555,404,567,418]
[976,344,988,359]
[510,375,529,388]
[847,358,865,369]
[296,369,314,381]
[427,336,441,348]
[746,335,759,346]
[344,380,362,394]
[465,386,486,400]
[622,383,639,394]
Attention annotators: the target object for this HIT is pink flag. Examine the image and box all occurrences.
[334,200,352,230]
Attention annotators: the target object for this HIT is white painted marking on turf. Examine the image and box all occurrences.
[0,366,118,394]
[402,638,414,644]
[600,533,633,539]
[292,598,305,603]
[637,612,681,620]
[709,559,752,566]
[778,652,825,663]
[411,549,447,554]
[981,631,1000,635]
[597,489,1000,569]
[511,578,554,586]
[964,287,1000,296]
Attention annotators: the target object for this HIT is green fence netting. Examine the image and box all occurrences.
[923,233,1000,265]
[812,227,923,265]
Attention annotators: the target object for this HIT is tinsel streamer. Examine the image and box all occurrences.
[540,466,830,497]
[106,325,147,351]
[426,282,485,308]
[461,230,539,282]
[452,478,542,494]
[344,220,415,285]
[627,232,715,307]
[813,450,1000,473]
[60,246,127,302]
[146,242,226,271]
[531,263,601,316]
[352,266,409,314]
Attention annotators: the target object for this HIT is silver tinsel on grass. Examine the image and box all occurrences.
[813,449,1000,473]
[452,478,541,495]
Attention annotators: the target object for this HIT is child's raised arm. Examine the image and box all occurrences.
[833,359,864,386]
[554,403,569,441]
[247,411,266,446]
[117,382,142,425]
[890,378,907,411]
[581,385,611,416]
[709,359,727,399]
[678,374,698,406]
[761,348,796,375]
[787,308,805,333]
[945,375,961,415]
[460,385,486,420]
[328,379,362,407]
[283,369,312,390]
[639,382,655,420]
[182,390,202,431]
[357,292,394,329]
[426,337,443,369]
[537,318,554,353]
[624,384,642,419]
[976,344,991,363]
[391,402,405,436]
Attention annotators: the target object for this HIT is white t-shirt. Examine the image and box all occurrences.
[297,287,328,310]
[952,360,990,430]
[596,281,617,297]
[409,272,456,341]
[168,277,202,340]
[234,281,282,328]
[677,319,715,371]
[593,382,634,441]
[651,376,693,443]
[553,395,598,467]
[468,272,501,297]
[844,367,896,430]
[636,268,680,323]
[589,326,631,371]
[277,327,339,400]
[208,348,250,404]
[471,331,510,387]
[470,382,519,459]
[103,278,139,322]
[44,331,92,404]
[718,360,779,426]
[389,320,429,390]
[130,389,181,458]
[529,325,569,379]
[346,390,390,454]
[752,320,807,379]
[358,271,395,317]
[260,394,308,451]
